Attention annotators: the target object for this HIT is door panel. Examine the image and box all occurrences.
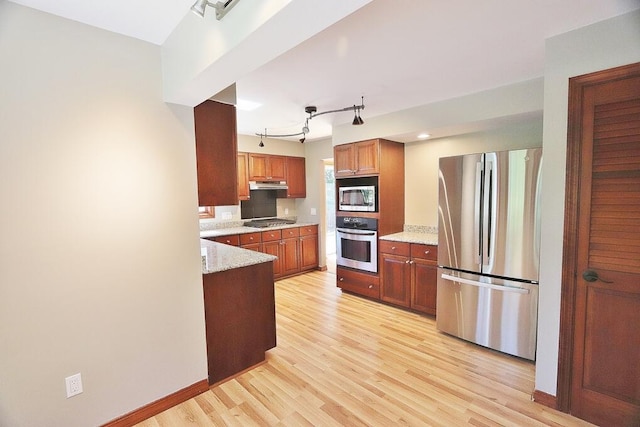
[560,62,640,427]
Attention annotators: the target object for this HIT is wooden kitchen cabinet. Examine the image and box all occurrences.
[337,266,380,299]
[240,231,262,252]
[299,225,319,271]
[237,152,250,201]
[410,244,438,315]
[249,153,286,181]
[194,100,238,207]
[285,156,306,198]
[334,139,379,177]
[202,261,276,385]
[379,241,438,314]
[211,234,240,246]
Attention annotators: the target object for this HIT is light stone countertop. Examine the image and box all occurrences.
[200,239,277,274]
[379,232,438,246]
[199,222,317,239]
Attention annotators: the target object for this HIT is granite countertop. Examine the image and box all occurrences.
[199,222,317,239]
[200,239,277,274]
[380,231,438,245]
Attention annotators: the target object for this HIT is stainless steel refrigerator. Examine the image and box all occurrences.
[437,148,542,360]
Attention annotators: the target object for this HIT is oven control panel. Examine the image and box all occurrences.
[336,216,378,231]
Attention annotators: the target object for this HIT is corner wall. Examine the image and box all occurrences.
[0,3,207,425]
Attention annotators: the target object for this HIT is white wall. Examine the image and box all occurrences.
[535,9,640,396]
[0,3,207,426]
[404,120,543,226]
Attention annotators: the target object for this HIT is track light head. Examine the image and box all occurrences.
[258,141,264,147]
[190,0,209,17]
[299,136,306,143]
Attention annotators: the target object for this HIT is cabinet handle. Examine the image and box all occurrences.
[405,260,410,264]
[339,277,344,282]
[424,250,430,255]
[391,246,397,250]
[368,284,373,289]
[409,260,414,264]
[250,237,254,240]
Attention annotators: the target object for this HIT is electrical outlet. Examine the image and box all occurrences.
[284,208,289,215]
[221,212,232,220]
[310,208,317,216]
[65,373,83,398]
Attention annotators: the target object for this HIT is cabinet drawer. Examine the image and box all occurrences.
[299,225,318,236]
[410,244,437,261]
[240,232,262,246]
[336,267,380,299]
[379,240,410,256]
[261,230,282,242]
[213,234,240,246]
[281,227,300,239]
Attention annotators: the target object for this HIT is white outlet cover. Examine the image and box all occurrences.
[310,208,317,215]
[65,373,83,398]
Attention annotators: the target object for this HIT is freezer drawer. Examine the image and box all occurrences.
[436,268,538,361]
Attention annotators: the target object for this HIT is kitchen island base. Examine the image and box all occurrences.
[202,261,276,385]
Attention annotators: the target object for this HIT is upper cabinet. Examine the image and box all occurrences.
[285,156,306,198]
[237,152,307,200]
[334,139,379,177]
[194,100,238,207]
[248,154,286,181]
[237,152,250,201]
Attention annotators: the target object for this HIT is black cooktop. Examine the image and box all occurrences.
[243,218,296,228]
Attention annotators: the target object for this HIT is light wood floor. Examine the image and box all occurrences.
[136,270,592,426]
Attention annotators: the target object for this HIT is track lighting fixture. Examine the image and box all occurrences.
[255,97,365,143]
[191,0,240,20]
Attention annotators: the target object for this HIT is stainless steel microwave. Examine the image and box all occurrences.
[338,185,376,212]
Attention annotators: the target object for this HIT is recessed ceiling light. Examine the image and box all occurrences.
[417,133,431,139]
[236,99,262,111]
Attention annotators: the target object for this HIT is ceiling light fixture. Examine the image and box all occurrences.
[191,0,240,20]
[255,97,365,144]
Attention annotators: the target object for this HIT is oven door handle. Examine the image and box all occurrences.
[337,229,376,236]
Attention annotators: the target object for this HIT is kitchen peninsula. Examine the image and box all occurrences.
[200,239,277,385]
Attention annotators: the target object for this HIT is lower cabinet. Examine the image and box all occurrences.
[379,240,438,315]
[336,266,380,299]
[210,225,318,280]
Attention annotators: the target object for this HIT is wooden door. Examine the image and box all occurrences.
[354,140,379,175]
[411,258,437,315]
[237,152,250,201]
[280,238,300,277]
[299,234,318,271]
[248,154,268,181]
[268,156,287,181]
[334,143,355,177]
[380,253,411,307]
[559,62,640,427]
[286,156,306,198]
[262,241,281,277]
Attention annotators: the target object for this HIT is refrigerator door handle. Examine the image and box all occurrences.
[441,273,530,294]
[485,160,494,265]
[475,161,484,265]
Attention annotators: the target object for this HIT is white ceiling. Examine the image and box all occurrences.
[9,0,640,142]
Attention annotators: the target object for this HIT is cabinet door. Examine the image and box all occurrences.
[411,258,437,315]
[380,252,411,307]
[300,234,318,271]
[354,140,379,175]
[194,100,238,206]
[268,156,287,181]
[237,152,250,201]
[248,154,269,181]
[280,238,300,277]
[334,144,355,177]
[336,266,380,299]
[286,156,306,198]
[262,241,281,277]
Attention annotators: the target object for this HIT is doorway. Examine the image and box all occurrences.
[324,160,336,273]
[558,62,640,426]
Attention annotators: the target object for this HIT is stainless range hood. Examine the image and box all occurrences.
[249,181,288,190]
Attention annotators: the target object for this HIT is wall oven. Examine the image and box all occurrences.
[336,216,378,273]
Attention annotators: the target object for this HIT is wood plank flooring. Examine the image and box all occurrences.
[136,270,593,426]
